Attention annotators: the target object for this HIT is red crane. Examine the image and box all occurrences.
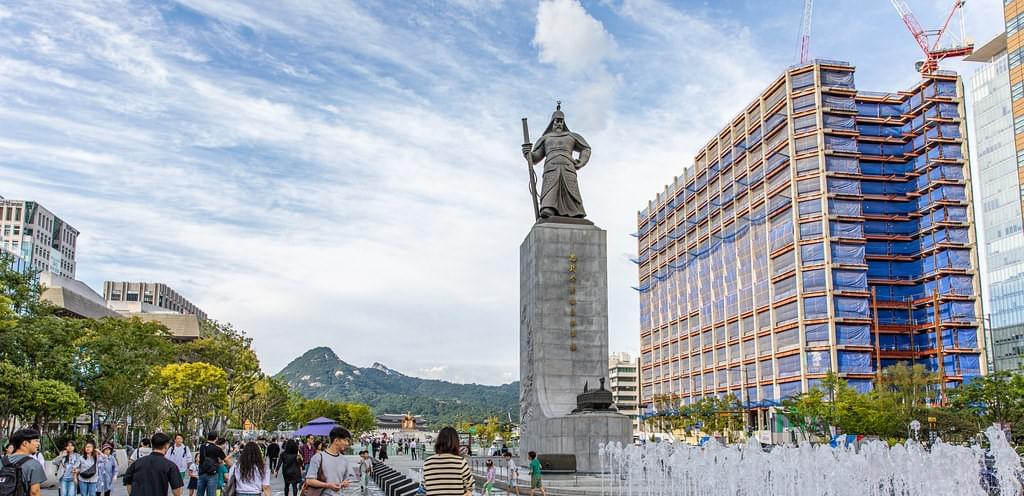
[889,0,974,74]
[797,0,814,64]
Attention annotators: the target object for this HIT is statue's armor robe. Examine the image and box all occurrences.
[532,131,590,218]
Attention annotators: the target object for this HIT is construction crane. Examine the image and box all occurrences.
[889,0,974,74]
[797,0,814,64]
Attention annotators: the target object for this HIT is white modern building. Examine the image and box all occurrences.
[0,196,79,278]
[967,34,1024,370]
[609,352,640,434]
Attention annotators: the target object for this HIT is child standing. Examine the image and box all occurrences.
[358,450,373,494]
[503,452,520,496]
[186,459,199,496]
[484,460,496,496]
[527,451,546,496]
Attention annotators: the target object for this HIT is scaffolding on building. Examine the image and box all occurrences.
[633,60,983,430]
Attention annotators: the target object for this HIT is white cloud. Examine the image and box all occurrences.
[533,0,617,73]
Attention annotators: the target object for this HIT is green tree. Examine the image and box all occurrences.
[0,252,45,315]
[234,376,292,431]
[290,399,343,425]
[77,317,175,442]
[160,362,229,435]
[0,361,33,436]
[340,403,376,435]
[948,370,1024,442]
[21,378,86,431]
[179,321,261,431]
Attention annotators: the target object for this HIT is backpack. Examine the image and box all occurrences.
[0,456,30,496]
[197,444,219,475]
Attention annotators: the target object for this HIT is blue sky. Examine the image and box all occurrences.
[0,0,1005,384]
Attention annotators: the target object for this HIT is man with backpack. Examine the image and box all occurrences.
[166,435,192,484]
[1,428,47,496]
[194,432,230,496]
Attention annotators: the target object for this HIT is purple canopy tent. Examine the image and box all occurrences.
[292,417,339,437]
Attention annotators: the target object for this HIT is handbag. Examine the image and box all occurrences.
[223,471,237,496]
[79,459,97,479]
[300,453,326,496]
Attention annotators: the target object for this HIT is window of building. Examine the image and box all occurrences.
[110,290,121,300]
[126,291,139,302]
[1010,47,1024,69]
[1013,82,1024,102]
[1016,115,1024,135]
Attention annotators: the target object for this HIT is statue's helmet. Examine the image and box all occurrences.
[543,101,569,135]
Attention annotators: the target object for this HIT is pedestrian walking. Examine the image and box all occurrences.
[483,460,496,496]
[195,432,231,496]
[265,439,280,478]
[97,444,118,496]
[377,440,388,462]
[277,440,302,496]
[421,427,473,496]
[226,443,270,496]
[527,451,545,496]
[215,438,229,496]
[55,441,81,496]
[369,439,378,461]
[129,439,152,465]
[76,441,100,496]
[356,450,372,494]
[3,428,47,496]
[167,435,193,483]
[303,427,355,496]
[298,436,315,473]
[122,433,185,496]
[502,452,520,496]
[408,440,417,461]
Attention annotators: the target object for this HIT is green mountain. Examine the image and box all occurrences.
[275,347,519,427]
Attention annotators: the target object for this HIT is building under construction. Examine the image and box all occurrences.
[635,60,985,416]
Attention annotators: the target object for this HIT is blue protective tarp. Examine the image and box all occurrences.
[803,269,826,291]
[960,354,981,376]
[864,200,916,214]
[804,296,828,319]
[779,380,803,399]
[800,221,823,240]
[837,324,870,345]
[807,351,831,373]
[829,199,862,216]
[832,243,865,264]
[824,115,855,130]
[835,296,869,318]
[838,351,873,373]
[823,94,856,110]
[826,135,858,152]
[848,379,873,393]
[799,199,822,217]
[792,71,814,89]
[777,354,801,377]
[957,328,978,348]
[833,269,868,291]
[862,180,915,195]
[801,243,825,264]
[776,301,799,325]
[825,156,859,173]
[830,221,864,239]
[805,323,829,344]
[821,70,855,88]
[770,220,794,251]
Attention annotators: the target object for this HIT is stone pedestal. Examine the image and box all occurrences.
[519,221,631,473]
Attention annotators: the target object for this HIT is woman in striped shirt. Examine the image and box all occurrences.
[421,427,473,496]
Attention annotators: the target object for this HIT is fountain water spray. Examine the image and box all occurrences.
[600,429,1024,496]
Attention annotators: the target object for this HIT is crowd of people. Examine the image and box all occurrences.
[3,426,543,496]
